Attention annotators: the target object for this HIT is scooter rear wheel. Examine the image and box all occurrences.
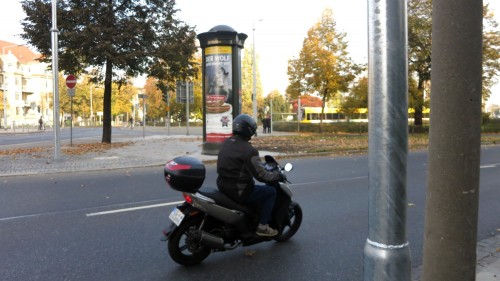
[274,202,302,242]
[168,216,211,266]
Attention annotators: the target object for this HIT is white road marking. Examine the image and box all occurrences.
[291,176,368,186]
[0,213,44,222]
[480,164,498,169]
[86,201,183,217]
[0,199,183,221]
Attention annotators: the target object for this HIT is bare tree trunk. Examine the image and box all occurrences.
[102,58,113,143]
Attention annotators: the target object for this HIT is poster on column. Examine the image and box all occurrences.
[205,46,233,142]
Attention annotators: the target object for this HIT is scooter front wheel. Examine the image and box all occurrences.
[274,201,302,242]
[168,216,211,266]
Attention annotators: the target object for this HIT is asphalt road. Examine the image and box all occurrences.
[0,147,499,281]
[0,126,201,148]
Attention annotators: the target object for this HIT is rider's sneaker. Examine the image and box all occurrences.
[256,224,278,237]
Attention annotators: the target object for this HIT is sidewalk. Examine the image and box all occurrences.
[0,127,288,177]
[0,129,499,279]
[0,134,220,177]
[412,233,500,280]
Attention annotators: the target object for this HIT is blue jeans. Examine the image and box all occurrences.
[242,184,277,225]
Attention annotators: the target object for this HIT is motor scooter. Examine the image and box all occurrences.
[161,155,302,266]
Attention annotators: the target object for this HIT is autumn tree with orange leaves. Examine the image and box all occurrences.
[287,8,362,130]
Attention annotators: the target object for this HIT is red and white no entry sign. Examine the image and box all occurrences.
[66,74,77,89]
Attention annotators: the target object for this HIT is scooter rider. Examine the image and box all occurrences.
[216,114,285,237]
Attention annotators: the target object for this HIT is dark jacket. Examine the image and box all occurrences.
[216,134,282,202]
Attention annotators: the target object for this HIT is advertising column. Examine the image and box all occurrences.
[205,46,233,143]
[197,25,247,155]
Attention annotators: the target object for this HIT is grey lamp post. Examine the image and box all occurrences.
[252,20,262,121]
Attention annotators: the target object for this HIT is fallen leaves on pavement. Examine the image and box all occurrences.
[0,142,133,158]
[251,133,430,156]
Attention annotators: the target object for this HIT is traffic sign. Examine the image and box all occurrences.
[176,81,194,104]
[66,74,77,89]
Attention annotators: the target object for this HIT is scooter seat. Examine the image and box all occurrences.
[198,187,254,214]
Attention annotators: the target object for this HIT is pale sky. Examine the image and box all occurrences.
[2,0,499,105]
[175,0,368,95]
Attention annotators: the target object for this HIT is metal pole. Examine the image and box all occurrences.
[90,85,93,126]
[167,95,170,136]
[422,0,483,280]
[70,96,73,146]
[2,85,6,129]
[186,81,190,136]
[297,97,301,132]
[252,24,257,121]
[142,96,145,139]
[363,0,411,280]
[132,98,136,129]
[51,0,61,159]
[270,98,273,134]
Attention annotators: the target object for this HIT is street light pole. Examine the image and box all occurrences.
[51,0,61,160]
[252,20,262,121]
[186,81,190,136]
[252,24,257,121]
[90,86,94,125]
[90,84,102,126]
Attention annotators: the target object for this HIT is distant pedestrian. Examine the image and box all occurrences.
[265,115,271,133]
[38,117,44,130]
[128,117,134,129]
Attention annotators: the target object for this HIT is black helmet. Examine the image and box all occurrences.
[232,114,257,138]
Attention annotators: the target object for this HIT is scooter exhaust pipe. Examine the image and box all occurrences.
[200,231,225,250]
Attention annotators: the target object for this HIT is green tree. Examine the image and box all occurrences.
[482,5,500,101]
[56,75,135,126]
[112,82,136,121]
[143,77,164,121]
[408,0,433,126]
[341,76,368,120]
[286,55,307,100]
[144,55,203,125]
[21,0,196,143]
[263,90,288,121]
[148,14,198,116]
[408,0,500,125]
[287,8,362,130]
[241,46,264,116]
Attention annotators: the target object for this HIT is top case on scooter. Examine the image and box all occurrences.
[164,156,206,193]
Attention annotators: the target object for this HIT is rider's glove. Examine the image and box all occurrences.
[279,173,287,182]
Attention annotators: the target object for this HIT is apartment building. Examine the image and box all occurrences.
[0,40,52,129]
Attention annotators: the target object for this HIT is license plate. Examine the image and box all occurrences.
[169,208,185,226]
